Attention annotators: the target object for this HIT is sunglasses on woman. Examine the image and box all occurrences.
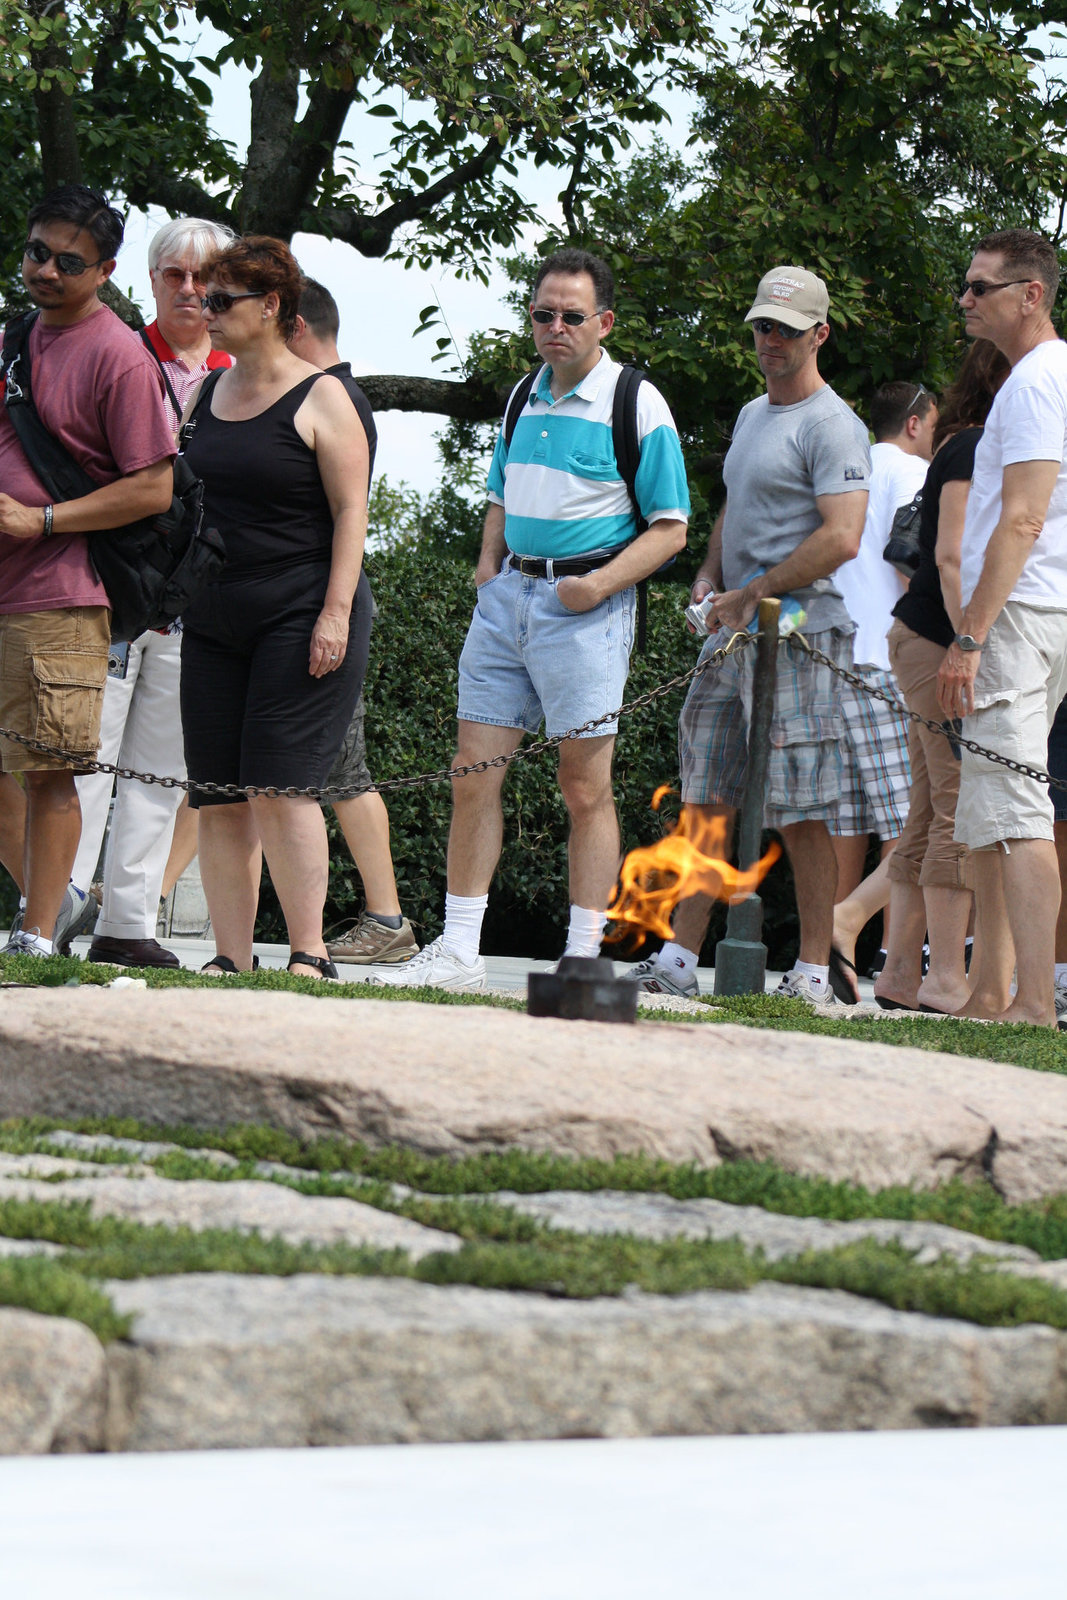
[24,239,105,276]
[200,290,267,314]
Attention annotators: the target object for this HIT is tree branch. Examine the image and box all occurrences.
[124,168,236,230]
[315,139,503,258]
[359,373,507,420]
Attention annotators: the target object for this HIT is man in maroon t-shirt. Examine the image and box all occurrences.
[0,185,175,958]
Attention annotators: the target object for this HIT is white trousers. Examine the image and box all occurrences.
[73,628,186,939]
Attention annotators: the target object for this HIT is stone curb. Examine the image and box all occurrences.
[5,1275,1066,1454]
[1,989,1066,1201]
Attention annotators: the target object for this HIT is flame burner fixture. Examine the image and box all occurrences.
[527,956,637,1024]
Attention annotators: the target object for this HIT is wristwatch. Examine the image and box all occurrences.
[954,633,982,652]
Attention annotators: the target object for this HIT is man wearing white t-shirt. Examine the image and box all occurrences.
[938,228,1067,1028]
[833,381,936,906]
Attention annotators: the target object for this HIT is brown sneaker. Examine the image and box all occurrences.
[326,913,419,964]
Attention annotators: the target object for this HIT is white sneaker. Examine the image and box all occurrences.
[1,928,53,959]
[1055,977,1067,1031]
[366,935,486,993]
[619,956,699,998]
[774,970,841,1010]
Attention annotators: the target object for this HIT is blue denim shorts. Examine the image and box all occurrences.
[457,561,635,738]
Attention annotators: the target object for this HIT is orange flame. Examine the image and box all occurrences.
[607,786,781,943]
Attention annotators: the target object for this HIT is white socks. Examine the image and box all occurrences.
[656,941,699,978]
[794,959,830,995]
[442,893,488,966]
[562,904,609,960]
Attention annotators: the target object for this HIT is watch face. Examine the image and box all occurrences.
[956,634,980,651]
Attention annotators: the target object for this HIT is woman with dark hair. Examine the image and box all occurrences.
[873,339,1010,1013]
[179,235,373,979]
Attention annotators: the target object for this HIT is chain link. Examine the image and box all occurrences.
[3,625,1060,799]
[788,632,1067,794]
[0,630,758,801]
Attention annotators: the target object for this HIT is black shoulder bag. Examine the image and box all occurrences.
[1,311,226,641]
[882,487,923,578]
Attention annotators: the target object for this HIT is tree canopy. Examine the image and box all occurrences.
[4,0,1067,471]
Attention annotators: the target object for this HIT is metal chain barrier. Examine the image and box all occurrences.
[2,625,1058,799]
[788,632,1067,794]
[0,630,760,802]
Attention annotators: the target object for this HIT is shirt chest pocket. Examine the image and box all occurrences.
[565,449,618,482]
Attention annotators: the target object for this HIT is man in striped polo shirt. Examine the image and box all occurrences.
[373,248,689,991]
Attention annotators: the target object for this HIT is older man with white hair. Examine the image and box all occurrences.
[73,216,235,968]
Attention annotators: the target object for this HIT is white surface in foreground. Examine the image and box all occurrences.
[1,1429,1063,1598]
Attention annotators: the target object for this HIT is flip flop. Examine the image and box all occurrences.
[919,1003,952,1015]
[828,944,860,1005]
[875,995,913,1011]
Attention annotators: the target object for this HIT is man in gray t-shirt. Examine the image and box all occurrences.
[626,265,871,1008]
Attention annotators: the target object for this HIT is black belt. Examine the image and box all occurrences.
[507,552,614,578]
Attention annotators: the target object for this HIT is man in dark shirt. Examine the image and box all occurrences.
[286,280,415,965]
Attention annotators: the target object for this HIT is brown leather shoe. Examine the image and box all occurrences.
[87,936,180,969]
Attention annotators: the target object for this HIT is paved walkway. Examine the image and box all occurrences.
[79,933,879,1001]
[1,1428,1063,1597]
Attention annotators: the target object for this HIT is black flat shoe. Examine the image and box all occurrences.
[201,954,260,975]
[287,951,339,981]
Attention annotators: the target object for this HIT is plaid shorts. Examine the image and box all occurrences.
[678,627,852,828]
[833,666,911,837]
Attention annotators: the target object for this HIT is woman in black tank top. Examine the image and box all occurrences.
[179,236,373,982]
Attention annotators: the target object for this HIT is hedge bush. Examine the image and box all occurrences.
[253,544,836,970]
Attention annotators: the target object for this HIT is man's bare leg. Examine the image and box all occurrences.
[780,818,837,965]
[957,849,1014,1019]
[832,833,870,903]
[557,734,619,910]
[0,772,26,895]
[446,720,524,895]
[995,838,1059,1025]
[332,791,402,917]
[22,770,81,942]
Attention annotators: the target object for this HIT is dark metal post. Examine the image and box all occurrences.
[714,598,780,995]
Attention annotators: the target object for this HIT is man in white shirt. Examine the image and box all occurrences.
[830,380,936,987]
[831,385,940,985]
[938,227,1067,1027]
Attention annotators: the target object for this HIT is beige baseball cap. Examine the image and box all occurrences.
[745,267,829,330]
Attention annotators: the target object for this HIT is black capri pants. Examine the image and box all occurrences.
[181,567,373,807]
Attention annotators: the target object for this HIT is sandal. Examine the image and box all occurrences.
[828,944,860,1005]
[201,955,260,976]
[287,951,339,982]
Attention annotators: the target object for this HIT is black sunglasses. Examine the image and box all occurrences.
[749,317,810,339]
[24,239,105,277]
[960,278,1031,299]
[200,290,267,314]
[530,307,602,327]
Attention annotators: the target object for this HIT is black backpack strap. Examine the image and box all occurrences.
[611,363,646,526]
[139,328,184,424]
[502,369,540,449]
[178,367,225,448]
[1,308,98,504]
[611,364,654,651]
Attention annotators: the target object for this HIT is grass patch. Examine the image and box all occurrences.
[8,1117,1067,1261]
[4,1192,1067,1334]
[0,1255,131,1342]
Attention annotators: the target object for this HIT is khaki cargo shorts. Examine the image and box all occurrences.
[0,606,110,773]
